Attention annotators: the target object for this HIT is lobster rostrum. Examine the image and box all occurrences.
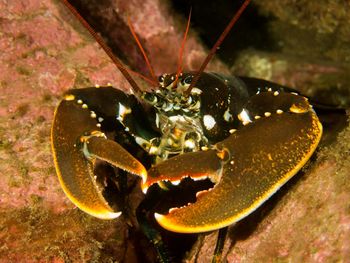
[52,0,322,241]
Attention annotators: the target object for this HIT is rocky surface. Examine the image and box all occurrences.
[0,0,349,262]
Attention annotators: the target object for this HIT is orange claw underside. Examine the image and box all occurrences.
[146,110,322,233]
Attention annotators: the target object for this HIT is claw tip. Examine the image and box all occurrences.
[154,212,164,221]
[92,210,122,220]
[140,169,147,184]
[141,184,149,194]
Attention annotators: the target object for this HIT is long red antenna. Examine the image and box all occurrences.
[185,0,251,96]
[127,17,158,84]
[174,8,192,85]
[61,0,143,96]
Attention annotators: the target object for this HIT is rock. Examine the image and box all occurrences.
[0,0,349,262]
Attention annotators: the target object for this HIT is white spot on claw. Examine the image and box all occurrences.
[238,109,251,124]
[264,112,271,117]
[90,111,96,118]
[203,115,216,130]
[223,108,233,122]
[117,103,131,121]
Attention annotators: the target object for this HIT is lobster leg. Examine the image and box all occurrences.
[51,87,149,219]
[145,93,322,233]
[212,227,228,263]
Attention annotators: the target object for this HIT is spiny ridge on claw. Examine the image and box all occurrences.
[143,150,222,193]
[85,136,147,181]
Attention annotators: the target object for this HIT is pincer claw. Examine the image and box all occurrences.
[52,93,146,219]
[147,99,322,233]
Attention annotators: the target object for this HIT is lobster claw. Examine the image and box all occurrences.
[145,93,322,233]
[51,93,147,219]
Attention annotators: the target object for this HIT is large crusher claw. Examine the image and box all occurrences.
[51,89,147,219]
[146,92,323,233]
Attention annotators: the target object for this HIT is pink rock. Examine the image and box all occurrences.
[0,0,349,261]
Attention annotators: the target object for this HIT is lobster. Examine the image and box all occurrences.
[52,0,323,261]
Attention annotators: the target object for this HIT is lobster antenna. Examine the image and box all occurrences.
[61,0,143,96]
[185,0,251,96]
[174,8,192,85]
[127,17,158,84]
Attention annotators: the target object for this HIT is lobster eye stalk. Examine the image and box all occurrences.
[185,0,251,96]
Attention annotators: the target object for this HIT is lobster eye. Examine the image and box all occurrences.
[158,75,165,83]
[184,75,193,85]
[143,93,158,104]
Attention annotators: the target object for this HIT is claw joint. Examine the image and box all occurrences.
[80,131,107,160]
[214,145,231,163]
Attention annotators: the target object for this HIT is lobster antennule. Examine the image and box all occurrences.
[174,8,192,86]
[186,0,251,95]
[127,16,158,84]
